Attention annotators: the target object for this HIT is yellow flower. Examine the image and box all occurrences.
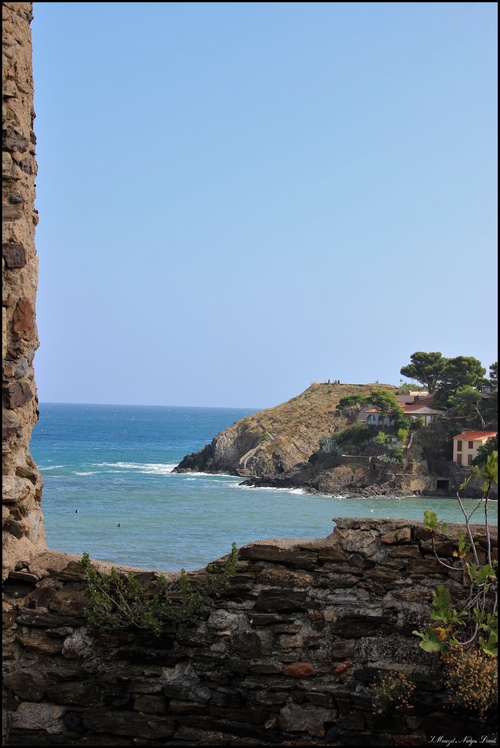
[435,626,452,642]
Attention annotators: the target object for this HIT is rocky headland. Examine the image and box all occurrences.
[174,382,494,499]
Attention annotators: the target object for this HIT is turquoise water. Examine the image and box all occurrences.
[30,403,496,571]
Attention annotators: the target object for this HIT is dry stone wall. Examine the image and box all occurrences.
[2,518,498,746]
[2,1,45,580]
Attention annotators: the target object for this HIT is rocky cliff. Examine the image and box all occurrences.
[174,383,395,477]
[174,383,499,499]
[174,382,436,496]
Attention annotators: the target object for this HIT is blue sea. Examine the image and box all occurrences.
[29,403,496,571]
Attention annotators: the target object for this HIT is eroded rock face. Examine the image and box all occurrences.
[174,383,386,479]
[172,383,440,495]
[2,1,45,579]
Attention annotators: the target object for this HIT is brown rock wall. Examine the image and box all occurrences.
[2,1,45,579]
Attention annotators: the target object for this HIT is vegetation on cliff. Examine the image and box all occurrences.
[174,352,497,497]
[174,381,399,477]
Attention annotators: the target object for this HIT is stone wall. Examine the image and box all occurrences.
[2,518,498,746]
[2,1,45,580]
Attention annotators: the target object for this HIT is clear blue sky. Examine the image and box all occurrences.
[31,2,497,409]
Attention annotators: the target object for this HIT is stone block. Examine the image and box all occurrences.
[16,629,64,654]
[380,527,412,544]
[163,675,212,703]
[2,241,26,267]
[3,667,49,701]
[239,544,318,568]
[3,381,34,409]
[11,702,66,734]
[254,588,307,613]
[13,298,35,336]
[279,703,336,737]
[282,662,315,678]
[133,693,167,714]
[81,709,175,739]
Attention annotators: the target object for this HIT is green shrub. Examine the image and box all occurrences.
[410,417,424,430]
[335,423,373,446]
[79,543,239,635]
[397,428,408,443]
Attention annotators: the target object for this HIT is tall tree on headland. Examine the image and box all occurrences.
[400,352,446,393]
[433,356,486,409]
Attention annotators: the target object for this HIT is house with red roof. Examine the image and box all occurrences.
[452,430,497,467]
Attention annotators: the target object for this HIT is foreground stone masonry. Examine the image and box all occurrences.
[2,1,45,580]
[3,518,498,745]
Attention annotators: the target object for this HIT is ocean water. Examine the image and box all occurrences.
[29,403,496,571]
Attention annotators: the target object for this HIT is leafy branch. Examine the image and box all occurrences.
[411,452,498,717]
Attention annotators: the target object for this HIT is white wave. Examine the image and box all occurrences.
[92,461,176,474]
[235,483,306,495]
[74,471,98,476]
[39,465,65,471]
[138,464,176,475]
[178,471,231,478]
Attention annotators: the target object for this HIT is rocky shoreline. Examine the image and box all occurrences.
[174,383,497,501]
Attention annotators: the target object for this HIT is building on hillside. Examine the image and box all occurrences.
[395,392,430,406]
[400,404,444,425]
[452,430,498,467]
[357,407,392,427]
[357,403,443,428]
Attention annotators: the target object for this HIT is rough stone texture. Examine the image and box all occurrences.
[2,1,45,580]
[2,519,498,746]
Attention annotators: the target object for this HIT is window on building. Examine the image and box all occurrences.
[457,454,462,466]
[468,454,473,466]
[457,442,462,452]
[468,441,474,450]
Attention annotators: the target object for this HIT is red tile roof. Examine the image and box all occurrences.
[452,430,497,441]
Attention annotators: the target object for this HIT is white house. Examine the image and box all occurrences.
[400,404,444,426]
[357,403,443,428]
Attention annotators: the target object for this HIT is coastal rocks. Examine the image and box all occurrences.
[242,453,431,498]
[173,383,440,498]
[174,383,386,481]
